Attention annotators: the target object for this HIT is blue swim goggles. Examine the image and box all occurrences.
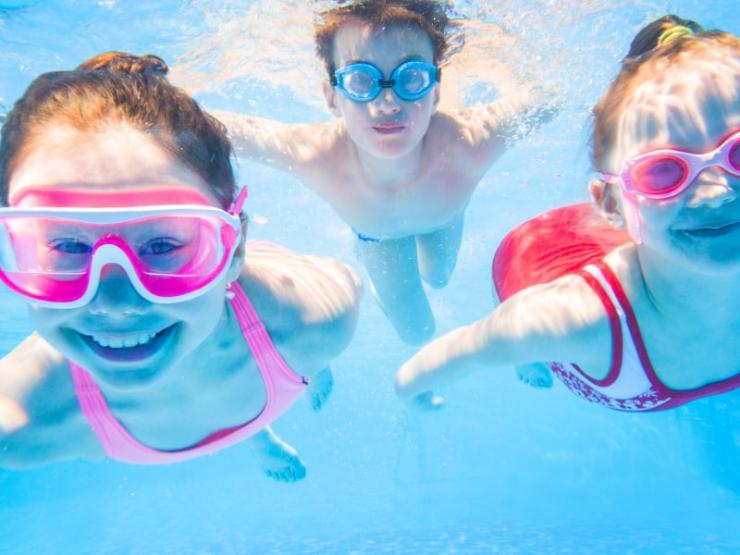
[331,60,439,102]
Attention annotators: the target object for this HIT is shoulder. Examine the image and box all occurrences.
[496,271,614,373]
[236,243,362,373]
[429,108,510,174]
[0,334,101,468]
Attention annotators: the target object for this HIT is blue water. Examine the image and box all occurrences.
[1,1,739,553]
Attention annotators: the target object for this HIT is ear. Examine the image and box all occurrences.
[322,80,342,117]
[226,217,248,283]
[589,178,626,229]
[431,83,440,112]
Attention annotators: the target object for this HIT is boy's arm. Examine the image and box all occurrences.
[212,110,339,178]
[394,274,608,405]
[448,86,559,173]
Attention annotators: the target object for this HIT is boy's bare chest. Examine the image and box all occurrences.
[319,164,479,237]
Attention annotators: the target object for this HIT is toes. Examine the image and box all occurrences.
[413,391,445,411]
[265,462,307,483]
[307,368,334,412]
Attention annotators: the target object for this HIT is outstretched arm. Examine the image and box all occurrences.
[448,86,559,173]
[212,110,340,178]
[394,274,608,407]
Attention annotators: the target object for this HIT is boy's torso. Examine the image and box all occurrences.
[301,114,490,239]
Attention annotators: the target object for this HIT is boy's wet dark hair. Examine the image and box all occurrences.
[314,0,454,76]
[591,15,738,171]
[0,51,236,208]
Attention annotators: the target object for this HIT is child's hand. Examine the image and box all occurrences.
[396,360,444,410]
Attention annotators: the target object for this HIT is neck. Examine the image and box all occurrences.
[636,247,740,326]
[352,140,424,188]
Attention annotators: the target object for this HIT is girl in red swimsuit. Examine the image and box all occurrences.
[395,15,740,412]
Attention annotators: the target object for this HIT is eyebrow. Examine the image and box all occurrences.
[340,55,430,70]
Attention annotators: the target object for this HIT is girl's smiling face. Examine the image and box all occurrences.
[324,22,440,159]
[7,122,243,390]
[606,50,740,272]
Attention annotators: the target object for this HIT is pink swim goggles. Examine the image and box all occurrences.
[0,186,247,309]
[603,130,740,199]
[602,130,740,241]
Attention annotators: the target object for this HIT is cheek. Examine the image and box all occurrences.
[636,198,682,235]
[340,101,371,127]
[404,100,435,133]
[28,306,75,334]
[168,287,226,332]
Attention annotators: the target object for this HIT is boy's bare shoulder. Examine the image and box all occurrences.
[0,335,98,467]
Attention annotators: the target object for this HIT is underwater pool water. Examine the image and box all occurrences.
[1,1,739,553]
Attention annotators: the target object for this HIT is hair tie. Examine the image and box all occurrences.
[657,25,695,46]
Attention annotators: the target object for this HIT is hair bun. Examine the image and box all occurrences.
[76,51,169,77]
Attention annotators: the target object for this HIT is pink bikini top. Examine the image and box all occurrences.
[550,261,740,411]
[69,281,308,464]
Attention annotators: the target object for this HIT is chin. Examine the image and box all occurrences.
[89,363,167,391]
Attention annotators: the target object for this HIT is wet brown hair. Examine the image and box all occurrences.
[0,51,236,207]
[314,0,455,76]
[591,15,739,171]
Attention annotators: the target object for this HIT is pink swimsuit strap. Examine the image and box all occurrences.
[69,280,307,464]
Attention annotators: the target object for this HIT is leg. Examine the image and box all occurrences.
[304,366,334,411]
[416,215,464,289]
[356,235,435,345]
[247,426,306,483]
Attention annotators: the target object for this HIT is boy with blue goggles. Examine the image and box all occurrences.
[331,60,439,102]
[216,0,556,345]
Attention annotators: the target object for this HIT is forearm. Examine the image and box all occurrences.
[484,86,558,141]
[395,277,608,402]
[395,319,495,401]
[211,109,292,165]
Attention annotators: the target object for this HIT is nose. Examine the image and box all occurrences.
[371,87,401,115]
[87,264,148,317]
[686,168,739,208]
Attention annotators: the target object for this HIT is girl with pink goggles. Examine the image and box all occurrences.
[601,129,740,241]
[603,130,740,198]
[0,186,247,309]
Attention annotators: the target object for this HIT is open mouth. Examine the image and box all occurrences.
[80,324,177,363]
[682,221,740,237]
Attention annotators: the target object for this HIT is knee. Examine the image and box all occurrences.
[422,266,454,289]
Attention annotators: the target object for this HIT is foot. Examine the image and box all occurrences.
[305,367,334,411]
[413,391,445,411]
[251,429,307,483]
[516,363,554,389]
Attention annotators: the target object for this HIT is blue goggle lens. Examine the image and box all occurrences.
[334,61,437,102]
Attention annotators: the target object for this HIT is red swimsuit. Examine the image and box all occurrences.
[492,204,740,411]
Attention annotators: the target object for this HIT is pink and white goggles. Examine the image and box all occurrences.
[603,130,740,199]
[0,186,247,308]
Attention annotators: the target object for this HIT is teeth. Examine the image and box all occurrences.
[90,331,158,349]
